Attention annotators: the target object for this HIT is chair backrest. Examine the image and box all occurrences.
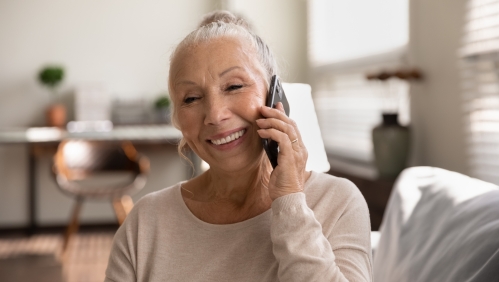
[54,140,142,180]
[373,166,499,282]
[53,140,149,198]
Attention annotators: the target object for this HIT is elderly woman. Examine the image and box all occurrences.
[105,11,372,282]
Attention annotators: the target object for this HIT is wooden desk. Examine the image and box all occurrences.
[0,125,184,235]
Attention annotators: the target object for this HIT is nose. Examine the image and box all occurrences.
[203,92,232,126]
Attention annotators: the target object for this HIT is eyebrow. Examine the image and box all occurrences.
[219,66,242,77]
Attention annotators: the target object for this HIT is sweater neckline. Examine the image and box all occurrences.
[174,171,318,231]
[174,183,272,231]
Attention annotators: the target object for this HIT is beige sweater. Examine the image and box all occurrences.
[105,171,373,281]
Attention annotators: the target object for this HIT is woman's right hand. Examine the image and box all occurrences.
[256,102,309,200]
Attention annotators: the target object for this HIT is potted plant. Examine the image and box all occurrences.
[38,65,66,127]
[154,94,171,124]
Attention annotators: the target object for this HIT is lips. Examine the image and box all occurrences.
[210,129,246,145]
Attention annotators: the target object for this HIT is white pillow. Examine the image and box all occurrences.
[373,166,499,282]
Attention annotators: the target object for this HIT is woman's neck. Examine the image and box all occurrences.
[181,159,273,224]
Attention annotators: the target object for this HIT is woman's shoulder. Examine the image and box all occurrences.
[304,172,369,219]
[132,182,184,212]
[305,171,364,202]
[113,182,185,242]
[305,171,371,239]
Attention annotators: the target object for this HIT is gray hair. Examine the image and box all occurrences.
[168,11,278,92]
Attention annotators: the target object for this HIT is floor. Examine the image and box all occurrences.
[0,231,114,282]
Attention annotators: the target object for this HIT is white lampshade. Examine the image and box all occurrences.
[283,83,330,173]
[199,83,330,173]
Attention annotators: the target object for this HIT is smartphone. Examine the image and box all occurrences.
[262,75,290,169]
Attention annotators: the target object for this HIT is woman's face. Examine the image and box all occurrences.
[170,37,268,172]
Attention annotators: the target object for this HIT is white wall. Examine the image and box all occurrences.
[409,0,469,175]
[0,0,220,127]
[0,0,308,227]
[226,0,309,83]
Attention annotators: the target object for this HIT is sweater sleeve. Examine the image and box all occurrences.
[104,210,138,282]
[271,192,372,281]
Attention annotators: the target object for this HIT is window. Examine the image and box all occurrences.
[461,0,499,185]
[308,0,408,67]
[308,0,410,178]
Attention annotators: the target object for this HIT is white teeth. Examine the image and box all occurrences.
[211,129,245,145]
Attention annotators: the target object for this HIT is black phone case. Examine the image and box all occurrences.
[262,75,290,169]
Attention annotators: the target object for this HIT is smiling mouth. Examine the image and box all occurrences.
[210,129,246,145]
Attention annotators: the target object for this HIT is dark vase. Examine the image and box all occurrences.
[372,113,410,179]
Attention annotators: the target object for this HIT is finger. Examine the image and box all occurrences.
[257,128,295,151]
[258,107,305,146]
[258,111,304,140]
[260,105,288,120]
[256,118,298,140]
[258,103,307,153]
[259,104,301,137]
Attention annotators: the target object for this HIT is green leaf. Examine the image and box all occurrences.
[38,66,64,88]
[154,95,171,109]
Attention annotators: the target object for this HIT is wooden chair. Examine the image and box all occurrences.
[52,140,149,252]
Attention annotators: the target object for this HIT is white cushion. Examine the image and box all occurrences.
[373,166,499,282]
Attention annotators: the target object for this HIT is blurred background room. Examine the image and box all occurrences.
[1,0,498,281]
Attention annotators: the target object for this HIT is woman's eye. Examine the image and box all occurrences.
[184,97,198,104]
[226,85,243,91]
